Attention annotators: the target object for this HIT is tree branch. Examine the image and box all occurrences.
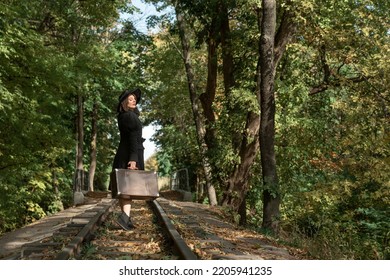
[274,9,296,70]
[310,75,368,95]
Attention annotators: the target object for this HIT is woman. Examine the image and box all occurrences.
[112,88,144,230]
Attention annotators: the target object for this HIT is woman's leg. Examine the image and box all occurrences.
[119,197,132,216]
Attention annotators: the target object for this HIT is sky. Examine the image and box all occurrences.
[124,0,170,34]
[143,125,157,160]
[131,0,159,33]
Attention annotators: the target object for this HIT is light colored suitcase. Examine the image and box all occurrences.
[110,169,159,200]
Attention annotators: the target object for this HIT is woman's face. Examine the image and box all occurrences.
[126,94,137,110]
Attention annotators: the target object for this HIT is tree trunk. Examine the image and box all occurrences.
[174,1,217,206]
[75,94,84,190]
[89,100,98,192]
[221,111,260,211]
[259,0,280,233]
[219,1,263,225]
[74,93,85,204]
[220,1,244,152]
[199,16,218,151]
[220,2,235,94]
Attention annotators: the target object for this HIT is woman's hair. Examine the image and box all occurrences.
[119,98,129,112]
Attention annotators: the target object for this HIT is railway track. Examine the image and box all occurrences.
[14,197,197,260]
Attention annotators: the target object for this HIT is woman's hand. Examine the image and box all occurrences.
[127,161,138,170]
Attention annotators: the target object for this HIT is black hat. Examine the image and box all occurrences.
[118,88,141,104]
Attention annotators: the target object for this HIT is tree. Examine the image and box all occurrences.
[173,0,218,206]
[258,0,279,232]
[144,1,297,231]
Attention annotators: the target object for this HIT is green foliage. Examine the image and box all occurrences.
[141,28,202,176]
[156,151,173,177]
[268,0,390,259]
[0,0,145,234]
[184,0,389,258]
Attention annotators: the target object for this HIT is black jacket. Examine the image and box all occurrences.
[112,110,144,170]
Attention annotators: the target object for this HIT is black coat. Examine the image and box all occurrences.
[112,110,144,170]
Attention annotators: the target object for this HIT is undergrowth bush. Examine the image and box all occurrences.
[280,187,389,260]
